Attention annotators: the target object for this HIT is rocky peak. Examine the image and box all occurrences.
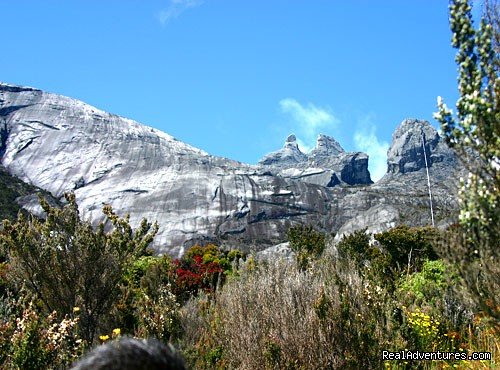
[311,134,344,156]
[258,133,372,186]
[386,118,456,175]
[308,134,346,168]
[0,83,463,255]
[258,134,307,168]
[284,134,301,150]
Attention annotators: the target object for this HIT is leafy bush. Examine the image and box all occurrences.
[335,228,370,261]
[336,226,440,291]
[112,254,181,340]
[133,284,180,342]
[287,224,326,270]
[434,0,500,322]
[398,260,450,305]
[1,301,84,369]
[0,262,9,298]
[374,225,439,277]
[171,244,243,303]
[0,192,158,344]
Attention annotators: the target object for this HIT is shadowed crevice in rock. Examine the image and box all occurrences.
[0,83,41,93]
[0,122,9,158]
[26,120,60,130]
[15,136,40,155]
[0,105,34,117]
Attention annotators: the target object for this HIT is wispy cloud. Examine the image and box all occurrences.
[353,117,389,182]
[279,98,338,153]
[158,0,203,25]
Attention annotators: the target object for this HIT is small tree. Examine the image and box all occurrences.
[434,0,499,243]
[434,0,499,320]
[0,192,158,344]
[374,225,438,276]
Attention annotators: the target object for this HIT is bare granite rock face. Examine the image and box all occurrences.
[386,118,457,175]
[333,118,463,239]
[0,82,337,255]
[0,82,463,255]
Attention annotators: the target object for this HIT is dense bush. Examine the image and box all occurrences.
[0,192,158,344]
[335,228,370,261]
[337,226,440,291]
[170,244,243,303]
[111,254,180,342]
[374,225,439,275]
[398,260,450,305]
[287,224,326,270]
[0,298,84,369]
[178,254,403,369]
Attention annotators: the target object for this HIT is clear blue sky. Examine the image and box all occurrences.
[1,1,476,181]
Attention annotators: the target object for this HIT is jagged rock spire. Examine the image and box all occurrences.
[386,118,455,175]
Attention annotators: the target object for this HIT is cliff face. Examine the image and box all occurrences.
[335,118,463,238]
[0,82,463,255]
[386,118,458,175]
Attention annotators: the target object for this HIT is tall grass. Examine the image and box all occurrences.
[179,254,400,369]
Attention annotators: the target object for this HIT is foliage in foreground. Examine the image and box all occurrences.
[0,200,498,369]
[178,228,499,369]
[435,0,499,321]
[0,193,244,368]
[287,224,326,270]
[0,192,159,344]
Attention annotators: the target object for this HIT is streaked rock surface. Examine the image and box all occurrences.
[0,82,463,255]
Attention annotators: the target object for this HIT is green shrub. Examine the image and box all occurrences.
[336,229,392,289]
[3,301,84,369]
[434,0,500,322]
[375,225,439,277]
[123,255,159,288]
[0,192,158,344]
[398,260,449,305]
[112,254,177,338]
[133,284,180,342]
[336,228,370,262]
[287,224,326,270]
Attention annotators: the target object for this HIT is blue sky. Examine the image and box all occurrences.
[1,1,475,181]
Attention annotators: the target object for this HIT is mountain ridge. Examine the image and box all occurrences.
[0,82,463,255]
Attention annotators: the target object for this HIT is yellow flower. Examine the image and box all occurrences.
[112,328,121,337]
[99,335,110,342]
[73,307,80,314]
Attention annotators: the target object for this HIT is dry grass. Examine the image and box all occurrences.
[180,254,399,369]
